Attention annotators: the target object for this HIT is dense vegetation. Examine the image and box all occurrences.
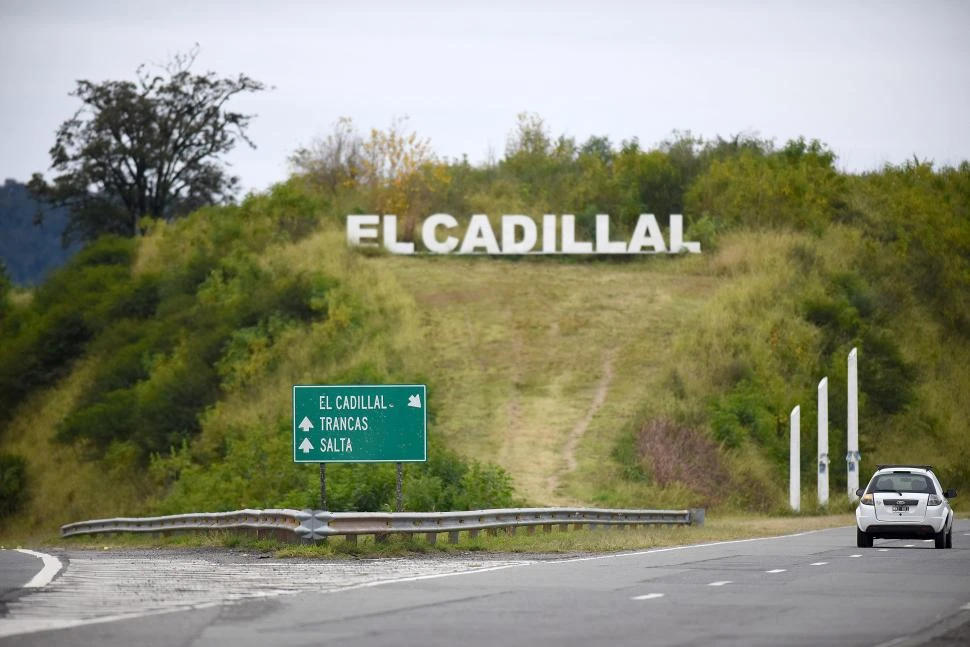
[1,113,968,535]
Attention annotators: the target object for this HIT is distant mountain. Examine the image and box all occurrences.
[0,179,82,285]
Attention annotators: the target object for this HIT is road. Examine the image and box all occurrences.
[1,550,45,602]
[2,522,969,646]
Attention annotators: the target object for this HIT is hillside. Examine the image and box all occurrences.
[1,126,968,538]
[0,179,80,285]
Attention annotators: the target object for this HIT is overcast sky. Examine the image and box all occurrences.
[2,0,968,195]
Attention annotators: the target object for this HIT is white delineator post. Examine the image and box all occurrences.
[790,406,800,512]
[847,348,860,501]
[818,377,829,507]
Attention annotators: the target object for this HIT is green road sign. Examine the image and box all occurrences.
[292,384,427,463]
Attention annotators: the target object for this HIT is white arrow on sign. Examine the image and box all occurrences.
[408,394,422,409]
[298,438,314,454]
[299,416,314,432]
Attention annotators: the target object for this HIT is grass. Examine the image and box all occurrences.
[0,353,155,539]
[377,253,721,507]
[19,513,857,558]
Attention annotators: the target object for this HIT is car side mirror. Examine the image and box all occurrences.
[855,488,865,497]
[944,488,957,499]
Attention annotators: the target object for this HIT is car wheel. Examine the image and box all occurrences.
[934,528,946,549]
[857,527,872,548]
[945,528,952,549]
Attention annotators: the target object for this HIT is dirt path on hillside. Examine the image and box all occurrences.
[547,349,615,495]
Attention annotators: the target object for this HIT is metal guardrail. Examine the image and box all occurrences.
[61,507,704,544]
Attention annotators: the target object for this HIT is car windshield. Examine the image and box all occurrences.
[870,474,934,493]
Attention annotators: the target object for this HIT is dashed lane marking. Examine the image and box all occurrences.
[810,562,828,566]
[632,593,665,601]
[765,569,786,574]
[850,554,862,558]
[878,548,890,552]
[708,581,732,587]
[904,544,915,548]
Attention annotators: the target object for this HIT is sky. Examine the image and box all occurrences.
[1,0,968,195]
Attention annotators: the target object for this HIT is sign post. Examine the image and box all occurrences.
[790,406,800,512]
[817,378,829,507]
[293,384,427,510]
[847,348,860,501]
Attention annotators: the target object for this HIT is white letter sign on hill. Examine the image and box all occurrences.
[561,215,593,254]
[347,214,379,247]
[595,214,627,253]
[422,213,459,253]
[502,215,538,254]
[459,214,501,254]
[627,214,666,253]
[345,214,701,255]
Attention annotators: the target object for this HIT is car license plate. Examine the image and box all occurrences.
[892,505,909,512]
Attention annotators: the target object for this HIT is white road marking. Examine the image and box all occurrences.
[810,562,828,566]
[850,554,862,558]
[961,603,970,611]
[0,556,531,639]
[632,593,665,601]
[13,549,63,588]
[765,569,786,573]
[878,548,890,552]
[872,637,911,647]
[552,527,836,564]
[903,544,915,548]
[708,581,732,587]
[923,539,934,543]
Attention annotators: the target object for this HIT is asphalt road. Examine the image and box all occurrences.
[3,521,970,646]
[0,550,46,601]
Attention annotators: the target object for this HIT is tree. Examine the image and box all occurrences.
[358,118,448,241]
[288,117,363,192]
[29,46,266,245]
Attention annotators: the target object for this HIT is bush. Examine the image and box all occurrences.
[709,382,778,450]
[637,418,729,504]
[0,306,90,428]
[686,138,847,233]
[0,453,28,518]
[454,462,516,510]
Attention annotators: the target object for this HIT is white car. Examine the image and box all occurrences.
[855,465,957,549]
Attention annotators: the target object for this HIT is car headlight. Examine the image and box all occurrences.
[928,494,943,506]
[860,493,874,506]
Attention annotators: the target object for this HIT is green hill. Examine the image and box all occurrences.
[1,125,968,538]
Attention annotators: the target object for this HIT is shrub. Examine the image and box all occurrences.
[709,382,778,450]
[454,462,516,510]
[0,453,28,518]
[637,418,729,504]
